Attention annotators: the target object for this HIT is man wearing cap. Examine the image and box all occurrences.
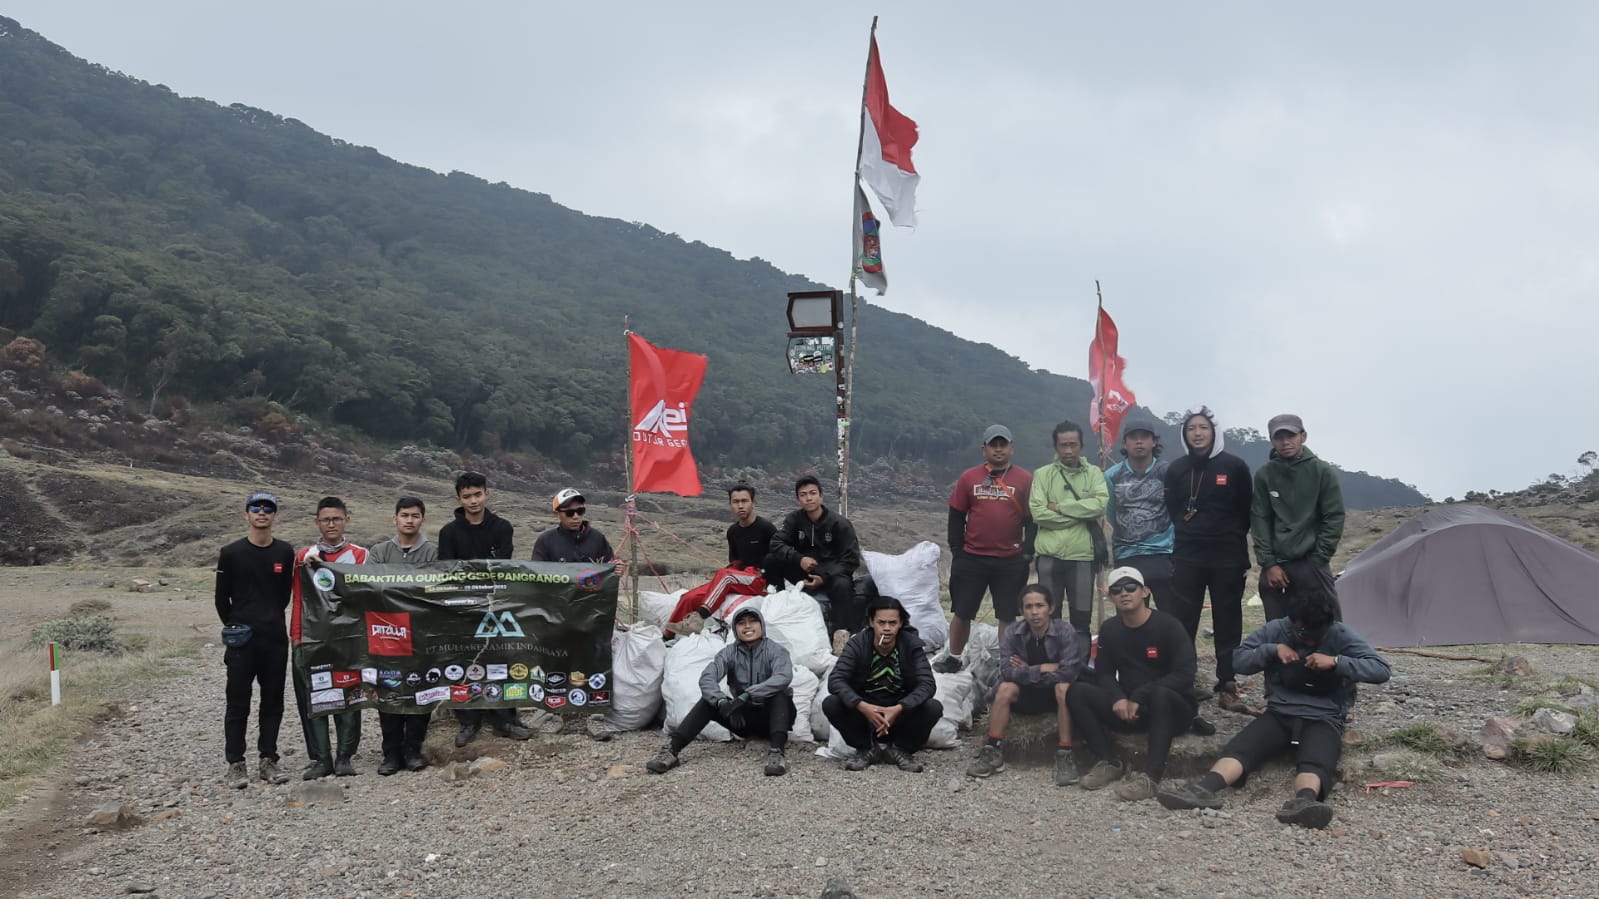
[532,488,620,564]
[1104,420,1174,612]
[1065,566,1201,801]
[935,424,1035,674]
[214,490,296,788]
[769,475,863,639]
[1030,420,1110,642]
[1251,414,1345,622]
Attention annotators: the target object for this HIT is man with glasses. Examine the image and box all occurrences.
[1030,420,1109,643]
[289,497,369,779]
[215,490,296,788]
[366,497,437,775]
[935,424,1034,674]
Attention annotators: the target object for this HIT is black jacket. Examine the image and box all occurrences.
[769,505,862,580]
[828,625,937,710]
[438,508,515,560]
[531,523,615,563]
[1163,450,1252,569]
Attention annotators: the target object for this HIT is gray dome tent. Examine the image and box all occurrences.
[1340,505,1599,647]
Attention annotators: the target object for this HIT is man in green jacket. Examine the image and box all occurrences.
[1250,414,1345,622]
[1030,420,1110,642]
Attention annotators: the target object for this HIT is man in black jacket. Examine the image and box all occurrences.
[437,471,531,746]
[1162,407,1255,713]
[769,475,863,638]
[821,595,943,773]
[531,488,624,566]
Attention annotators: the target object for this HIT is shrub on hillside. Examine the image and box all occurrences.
[26,615,126,655]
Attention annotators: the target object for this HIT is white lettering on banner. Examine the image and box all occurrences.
[632,400,690,448]
[371,623,409,639]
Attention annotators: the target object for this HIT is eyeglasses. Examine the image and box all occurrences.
[1109,583,1142,595]
[559,507,586,517]
[247,504,276,514]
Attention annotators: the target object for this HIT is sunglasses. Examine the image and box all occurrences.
[247,504,277,514]
[559,507,587,517]
[1109,582,1142,595]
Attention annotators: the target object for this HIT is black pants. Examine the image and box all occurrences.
[778,566,858,633]
[1169,562,1247,687]
[379,712,431,758]
[669,694,797,754]
[1220,711,1341,800]
[223,639,288,764]
[454,708,520,729]
[1259,557,1340,623]
[1119,554,1174,617]
[1066,680,1194,780]
[821,694,944,753]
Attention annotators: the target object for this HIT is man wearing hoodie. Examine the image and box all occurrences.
[645,606,796,776]
[532,488,621,564]
[1162,407,1254,713]
[1158,587,1390,829]
[437,471,532,746]
[1251,414,1345,622]
[1030,420,1110,641]
[365,496,436,776]
[289,497,368,780]
[822,595,943,773]
[769,475,863,639]
[1104,420,1174,611]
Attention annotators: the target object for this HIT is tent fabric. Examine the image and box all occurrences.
[1339,505,1599,647]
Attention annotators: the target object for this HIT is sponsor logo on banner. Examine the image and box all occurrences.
[503,683,528,701]
[546,694,567,710]
[484,684,503,701]
[361,668,377,685]
[310,671,333,690]
[425,667,443,684]
[577,569,603,592]
[311,568,337,592]
[468,683,484,698]
[415,686,451,705]
[359,686,377,703]
[450,685,471,702]
[365,611,414,656]
[444,664,464,682]
[404,672,422,687]
[309,687,346,713]
[529,685,545,703]
[527,666,547,683]
[589,690,610,704]
[587,673,608,690]
[568,688,588,707]
[509,663,529,680]
[570,672,588,688]
[379,670,403,689]
[465,664,486,682]
[331,671,361,688]
[486,664,508,681]
[475,610,525,638]
[547,672,567,688]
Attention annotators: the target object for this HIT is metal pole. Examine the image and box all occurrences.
[49,642,61,705]
[836,17,878,519]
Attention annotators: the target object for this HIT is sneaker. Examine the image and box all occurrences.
[527,709,565,736]
[454,725,479,748]
[377,754,403,777]
[1275,795,1335,829]
[1190,716,1217,736]
[1078,759,1125,791]
[882,745,924,773]
[226,761,249,789]
[333,755,358,777]
[644,747,679,774]
[831,629,851,656]
[302,758,333,781]
[763,749,788,777]
[1114,771,1157,801]
[493,722,533,741]
[403,752,429,773]
[966,744,1004,778]
[672,615,705,636]
[932,653,963,674]
[1053,749,1080,786]
[1158,780,1224,812]
[257,756,289,785]
[843,746,879,772]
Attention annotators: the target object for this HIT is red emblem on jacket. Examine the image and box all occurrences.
[1215,474,1228,486]
[1146,646,1159,659]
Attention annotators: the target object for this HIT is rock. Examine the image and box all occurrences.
[1532,708,1577,735]
[150,809,181,821]
[283,780,344,807]
[1481,717,1518,759]
[1567,694,1599,712]
[820,877,857,899]
[128,578,153,593]
[85,801,141,829]
[605,764,637,779]
[124,883,157,894]
[1461,847,1493,868]
[1497,852,1520,869]
[1497,656,1533,677]
[468,757,508,775]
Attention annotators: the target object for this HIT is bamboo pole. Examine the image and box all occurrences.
[836,16,880,518]
[622,316,639,623]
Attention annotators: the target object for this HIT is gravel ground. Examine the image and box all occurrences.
[8,643,1599,898]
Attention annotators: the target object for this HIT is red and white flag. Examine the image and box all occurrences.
[858,35,919,228]
[628,333,708,496]
[1089,307,1137,447]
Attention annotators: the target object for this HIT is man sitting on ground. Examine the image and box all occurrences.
[822,595,943,773]
[967,584,1083,785]
[1158,588,1390,828]
[645,607,795,776]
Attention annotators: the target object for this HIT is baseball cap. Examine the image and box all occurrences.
[982,424,1013,444]
[552,488,585,510]
[245,490,278,510]
[1122,419,1158,438]
[1267,414,1305,436]
[1106,566,1145,588]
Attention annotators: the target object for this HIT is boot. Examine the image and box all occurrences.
[403,751,429,773]
[302,758,333,780]
[454,724,479,748]
[333,755,357,777]
[377,753,403,776]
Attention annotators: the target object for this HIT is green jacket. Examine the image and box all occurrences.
[1250,447,1344,568]
[1030,459,1109,561]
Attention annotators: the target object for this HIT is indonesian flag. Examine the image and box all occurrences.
[1089,307,1137,447]
[858,35,919,228]
[628,333,708,496]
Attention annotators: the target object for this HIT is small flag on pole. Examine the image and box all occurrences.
[1089,306,1137,447]
[853,184,887,295]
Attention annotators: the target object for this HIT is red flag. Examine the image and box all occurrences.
[629,334,708,496]
[858,35,920,228]
[1089,307,1136,448]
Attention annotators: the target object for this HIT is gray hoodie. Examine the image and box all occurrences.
[698,608,793,705]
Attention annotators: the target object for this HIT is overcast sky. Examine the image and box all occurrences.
[8,2,1598,499]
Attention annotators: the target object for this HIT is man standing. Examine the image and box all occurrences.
[290,497,369,779]
[532,488,619,564]
[1104,420,1173,610]
[1066,567,1200,802]
[438,472,531,746]
[1251,414,1345,622]
[965,585,1083,785]
[366,496,437,775]
[935,424,1034,674]
[668,483,775,634]
[822,596,943,773]
[215,490,295,788]
[645,607,795,777]
[1163,407,1254,713]
[1030,420,1109,641]
[769,475,863,639]
[1158,588,1391,828]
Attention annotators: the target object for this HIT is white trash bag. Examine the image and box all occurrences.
[863,542,947,649]
[639,589,686,631]
[754,586,833,675]
[926,671,976,750]
[961,622,1002,712]
[810,658,836,743]
[602,623,667,732]
[788,665,819,744]
[661,631,732,742]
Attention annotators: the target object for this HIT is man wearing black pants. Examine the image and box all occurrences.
[1068,567,1199,802]
[823,596,943,773]
[769,475,863,641]
[1162,407,1254,713]
[215,490,296,788]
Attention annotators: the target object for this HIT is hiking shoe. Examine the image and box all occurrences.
[672,615,705,636]
[1275,795,1335,829]
[527,709,565,736]
[644,747,679,774]
[831,629,851,656]
[258,756,289,785]
[493,722,533,741]
[882,745,924,773]
[1114,771,1157,801]
[454,725,479,748]
[377,754,403,776]
[763,749,788,777]
[966,744,1005,778]
[932,653,963,674]
[1190,716,1217,736]
[333,755,358,777]
[302,758,333,781]
[843,746,879,772]
[1054,749,1080,786]
[1158,780,1224,812]
[226,761,249,789]
[403,752,429,773]
[1078,759,1125,791]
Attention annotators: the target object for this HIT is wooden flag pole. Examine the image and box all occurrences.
[1092,280,1111,636]
[622,316,639,623]
[836,16,879,518]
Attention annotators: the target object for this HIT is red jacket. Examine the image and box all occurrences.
[289,543,368,643]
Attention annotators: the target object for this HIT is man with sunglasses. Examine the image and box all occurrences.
[289,497,370,779]
[215,490,296,788]
[532,488,619,564]
[1158,588,1390,828]
[935,424,1034,674]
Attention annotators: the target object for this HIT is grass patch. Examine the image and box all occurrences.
[1374,722,1469,758]
[1511,736,1593,774]
[68,598,113,617]
[1467,664,1521,690]
[1366,750,1444,782]
[1571,713,1599,750]
[1512,695,1576,717]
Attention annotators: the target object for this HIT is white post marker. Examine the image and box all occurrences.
[49,641,62,706]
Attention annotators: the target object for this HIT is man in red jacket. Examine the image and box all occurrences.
[290,496,369,780]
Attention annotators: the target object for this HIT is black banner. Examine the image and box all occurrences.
[297,559,618,717]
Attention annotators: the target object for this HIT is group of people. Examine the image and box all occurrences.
[214,472,623,787]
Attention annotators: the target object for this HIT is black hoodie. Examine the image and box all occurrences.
[1161,408,1253,569]
[438,507,515,560]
